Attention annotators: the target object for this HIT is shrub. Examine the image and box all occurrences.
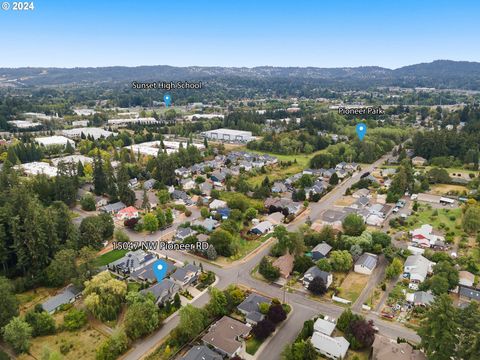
[63,309,87,331]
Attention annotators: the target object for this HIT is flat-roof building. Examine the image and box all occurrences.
[8,120,42,129]
[202,128,252,143]
[62,127,117,140]
[35,136,75,148]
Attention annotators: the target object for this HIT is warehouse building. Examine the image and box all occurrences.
[62,127,117,140]
[201,128,252,143]
[35,136,75,148]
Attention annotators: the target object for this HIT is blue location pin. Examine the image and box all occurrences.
[163,93,172,107]
[152,259,168,282]
[356,123,367,141]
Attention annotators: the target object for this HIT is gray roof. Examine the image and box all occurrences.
[176,227,197,239]
[171,264,201,283]
[321,209,347,223]
[109,250,155,272]
[143,179,156,190]
[42,284,81,313]
[182,346,222,360]
[140,278,179,304]
[312,242,332,256]
[237,293,271,314]
[459,286,480,301]
[100,201,126,213]
[413,291,435,306]
[130,259,176,282]
[304,266,331,284]
[311,332,349,359]
[355,253,378,270]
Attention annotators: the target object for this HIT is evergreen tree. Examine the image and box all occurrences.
[93,151,108,195]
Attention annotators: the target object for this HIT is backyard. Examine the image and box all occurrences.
[337,272,370,303]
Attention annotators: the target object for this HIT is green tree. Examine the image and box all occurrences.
[329,172,339,185]
[93,151,108,195]
[0,277,19,328]
[206,287,228,317]
[116,163,136,206]
[143,213,159,233]
[259,256,280,281]
[329,250,353,272]
[282,340,317,360]
[342,214,366,236]
[157,189,170,204]
[165,208,174,225]
[316,258,332,272]
[3,317,32,353]
[124,295,159,340]
[177,304,206,341]
[25,310,56,337]
[208,229,236,257]
[84,271,127,322]
[463,206,480,234]
[245,207,258,221]
[80,194,96,211]
[418,294,458,360]
[385,258,403,279]
[96,330,129,360]
[45,249,77,287]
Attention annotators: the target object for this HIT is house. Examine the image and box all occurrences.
[143,179,156,190]
[95,196,108,208]
[128,178,139,189]
[459,271,475,287]
[266,212,285,225]
[140,278,180,306]
[352,188,370,199]
[371,334,427,360]
[404,255,435,283]
[354,253,378,275]
[172,190,192,205]
[100,201,126,214]
[202,316,251,358]
[354,196,370,208]
[412,156,427,166]
[410,224,445,248]
[459,286,480,302]
[216,207,231,220]
[337,169,348,179]
[107,250,156,275]
[41,284,81,314]
[366,214,384,227]
[210,170,227,183]
[182,346,222,360]
[134,190,158,210]
[181,178,196,190]
[175,227,197,242]
[130,259,176,283]
[310,331,349,360]
[116,206,139,221]
[209,199,227,210]
[406,291,435,307]
[237,293,272,325]
[273,253,294,279]
[321,210,347,226]
[171,264,201,288]
[303,266,333,289]
[264,198,302,216]
[175,167,191,178]
[272,181,288,193]
[311,242,332,260]
[249,221,273,235]
[313,317,336,336]
[193,218,220,232]
[200,182,213,196]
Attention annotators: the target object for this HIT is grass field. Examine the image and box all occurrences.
[93,249,129,267]
[18,327,106,360]
[218,191,265,211]
[429,184,469,196]
[406,206,464,240]
[337,272,369,302]
[17,287,57,315]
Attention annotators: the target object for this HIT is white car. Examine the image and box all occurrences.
[408,283,419,290]
[410,194,418,200]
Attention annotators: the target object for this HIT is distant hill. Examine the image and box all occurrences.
[1,60,480,90]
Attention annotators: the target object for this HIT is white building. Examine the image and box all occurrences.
[185,114,225,121]
[51,155,92,166]
[72,120,89,127]
[126,140,204,157]
[404,255,435,283]
[17,162,58,177]
[62,127,117,140]
[311,331,349,360]
[107,117,158,126]
[35,136,75,148]
[8,120,42,129]
[73,109,96,116]
[201,128,252,143]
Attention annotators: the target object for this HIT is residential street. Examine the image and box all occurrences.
[121,147,421,360]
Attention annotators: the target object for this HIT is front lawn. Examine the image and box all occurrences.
[94,249,129,267]
[246,337,264,355]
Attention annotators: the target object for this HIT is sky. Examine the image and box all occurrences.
[1,0,479,68]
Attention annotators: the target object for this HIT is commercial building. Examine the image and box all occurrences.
[35,135,75,148]
[17,162,58,177]
[8,120,42,129]
[202,128,252,143]
[62,127,117,140]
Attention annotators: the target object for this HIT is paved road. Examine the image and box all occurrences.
[121,149,421,360]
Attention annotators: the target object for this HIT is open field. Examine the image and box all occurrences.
[17,287,57,315]
[337,272,370,303]
[406,206,464,240]
[18,327,106,360]
[429,184,469,195]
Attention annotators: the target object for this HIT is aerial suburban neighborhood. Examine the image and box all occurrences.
[1,2,480,360]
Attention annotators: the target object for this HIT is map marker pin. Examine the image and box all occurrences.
[152,259,168,282]
[356,123,367,141]
[163,93,172,107]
